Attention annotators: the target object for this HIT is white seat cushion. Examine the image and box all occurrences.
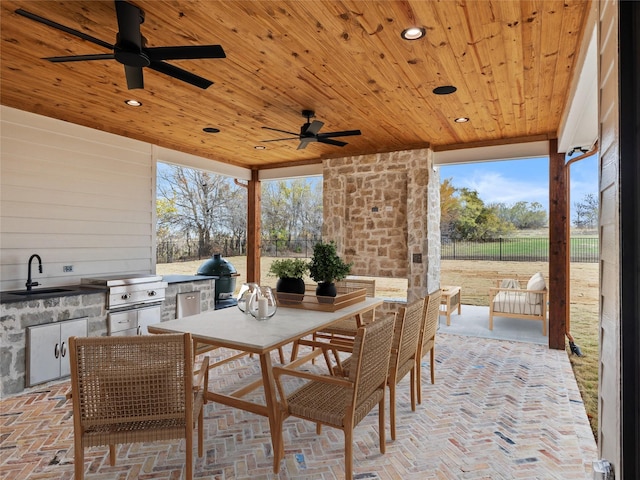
[493,291,543,315]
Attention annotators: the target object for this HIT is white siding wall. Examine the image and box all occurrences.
[0,106,156,291]
[597,0,621,469]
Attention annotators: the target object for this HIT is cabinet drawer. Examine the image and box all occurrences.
[108,310,137,334]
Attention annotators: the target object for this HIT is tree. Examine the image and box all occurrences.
[261,178,322,242]
[574,193,598,228]
[450,188,514,241]
[440,178,461,239]
[493,201,547,229]
[157,164,245,257]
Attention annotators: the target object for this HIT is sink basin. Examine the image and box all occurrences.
[9,288,75,296]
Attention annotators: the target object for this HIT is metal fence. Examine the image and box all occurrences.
[261,237,321,258]
[157,237,320,263]
[441,237,598,263]
[158,236,599,263]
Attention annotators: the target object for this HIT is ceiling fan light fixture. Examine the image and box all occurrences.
[203,127,220,133]
[124,99,142,107]
[454,117,470,123]
[401,27,426,40]
[433,85,457,95]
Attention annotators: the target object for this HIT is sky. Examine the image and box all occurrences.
[438,154,599,220]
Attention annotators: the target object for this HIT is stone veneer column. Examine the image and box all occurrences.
[323,148,440,303]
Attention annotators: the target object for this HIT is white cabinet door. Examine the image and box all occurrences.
[59,319,88,378]
[27,318,87,386]
[137,305,161,335]
[27,323,60,386]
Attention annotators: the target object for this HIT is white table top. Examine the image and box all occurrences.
[148,297,383,354]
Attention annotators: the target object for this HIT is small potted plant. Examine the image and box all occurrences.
[308,240,352,298]
[268,258,309,295]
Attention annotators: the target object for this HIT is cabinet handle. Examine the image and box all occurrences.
[61,341,67,358]
[137,326,142,335]
[54,343,60,359]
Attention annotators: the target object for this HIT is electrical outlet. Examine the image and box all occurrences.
[63,265,73,273]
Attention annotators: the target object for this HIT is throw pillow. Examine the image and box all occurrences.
[526,272,546,304]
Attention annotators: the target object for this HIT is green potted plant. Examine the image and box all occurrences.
[308,241,352,298]
[268,258,309,295]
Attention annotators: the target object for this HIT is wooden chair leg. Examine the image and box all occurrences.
[186,430,193,480]
[430,348,435,384]
[74,441,85,480]
[198,408,204,457]
[417,359,423,405]
[345,428,354,480]
[379,394,386,454]
[410,367,417,412]
[109,445,116,466]
[389,382,397,441]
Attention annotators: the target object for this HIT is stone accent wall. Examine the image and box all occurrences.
[323,148,440,303]
[0,292,107,396]
[1,280,216,397]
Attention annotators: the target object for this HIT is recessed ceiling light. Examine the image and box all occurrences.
[401,27,426,40]
[433,85,457,95]
[454,117,470,123]
[203,127,220,133]
[254,145,266,150]
[124,99,142,107]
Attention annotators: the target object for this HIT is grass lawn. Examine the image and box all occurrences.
[157,257,599,439]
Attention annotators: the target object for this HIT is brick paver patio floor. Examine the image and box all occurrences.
[0,332,596,479]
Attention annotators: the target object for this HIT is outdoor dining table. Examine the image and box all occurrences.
[147,296,383,472]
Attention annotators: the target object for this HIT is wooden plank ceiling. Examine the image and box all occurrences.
[0,0,591,170]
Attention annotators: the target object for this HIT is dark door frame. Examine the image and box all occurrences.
[619,1,640,478]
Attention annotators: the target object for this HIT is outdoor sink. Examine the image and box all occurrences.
[8,287,76,296]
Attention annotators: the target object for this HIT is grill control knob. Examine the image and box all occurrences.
[148,290,157,296]
[121,293,131,300]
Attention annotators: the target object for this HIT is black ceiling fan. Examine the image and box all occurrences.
[262,110,362,150]
[15,0,226,90]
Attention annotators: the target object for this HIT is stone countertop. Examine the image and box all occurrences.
[162,275,216,284]
[0,285,106,304]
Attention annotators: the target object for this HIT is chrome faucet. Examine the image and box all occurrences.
[26,254,42,291]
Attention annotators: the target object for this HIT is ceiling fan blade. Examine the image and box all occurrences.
[261,137,299,143]
[115,0,143,50]
[318,138,348,147]
[148,61,213,89]
[45,54,115,63]
[318,129,362,138]
[305,120,324,135]
[297,140,312,150]
[261,126,300,136]
[15,9,114,50]
[124,65,144,89]
[146,45,226,61]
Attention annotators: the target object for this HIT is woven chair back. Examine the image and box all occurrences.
[390,298,425,376]
[349,315,395,407]
[421,290,442,351]
[70,333,192,430]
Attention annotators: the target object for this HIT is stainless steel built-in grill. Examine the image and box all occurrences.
[81,274,168,335]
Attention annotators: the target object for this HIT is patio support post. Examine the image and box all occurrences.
[246,169,261,283]
[548,139,568,350]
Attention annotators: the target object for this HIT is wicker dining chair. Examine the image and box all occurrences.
[273,315,395,480]
[335,297,424,440]
[289,278,376,362]
[68,333,209,480]
[387,297,425,439]
[416,289,442,404]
